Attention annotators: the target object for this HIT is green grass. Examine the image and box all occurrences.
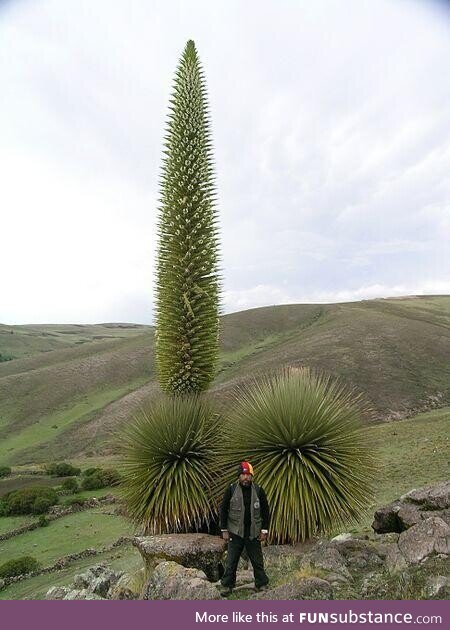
[1,295,449,461]
[0,509,135,567]
[65,486,121,501]
[0,380,148,464]
[0,475,69,497]
[342,406,450,533]
[368,406,450,506]
[0,515,37,535]
[0,406,448,600]
[0,323,149,361]
[0,543,142,600]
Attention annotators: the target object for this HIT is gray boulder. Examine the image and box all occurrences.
[372,482,450,535]
[133,534,226,581]
[108,568,146,600]
[142,561,220,600]
[372,503,402,533]
[254,577,332,600]
[46,564,123,600]
[401,482,450,510]
[63,588,103,600]
[384,544,408,573]
[330,538,384,570]
[398,517,450,564]
[300,542,350,579]
[46,586,71,600]
[396,504,425,530]
[437,508,450,526]
[425,576,449,599]
[72,564,123,598]
[262,543,309,570]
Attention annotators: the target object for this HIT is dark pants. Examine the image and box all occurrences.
[221,534,269,589]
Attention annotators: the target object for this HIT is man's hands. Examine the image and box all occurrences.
[258,532,268,543]
[221,530,267,543]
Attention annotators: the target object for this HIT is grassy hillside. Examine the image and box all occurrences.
[0,406,448,600]
[0,323,148,362]
[0,295,449,464]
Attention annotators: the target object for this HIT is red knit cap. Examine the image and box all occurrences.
[239,461,254,476]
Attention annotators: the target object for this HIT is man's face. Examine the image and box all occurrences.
[239,473,253,486]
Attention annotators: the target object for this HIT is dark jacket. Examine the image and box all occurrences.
[220,481,270,539]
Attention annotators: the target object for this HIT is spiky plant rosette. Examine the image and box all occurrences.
[119,395,220,534]
[218,368,375,543]
[155,40,221,395]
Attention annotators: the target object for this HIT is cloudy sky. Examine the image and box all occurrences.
[1,0,449,324]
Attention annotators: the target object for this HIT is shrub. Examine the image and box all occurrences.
[80,472,105,491]
[80,467,121,490]
[61,477,79,494]
[37,514,49,527]
[218,368,375,543]
[82,467,102,477]
[1,486,58,515]
[0,499,8,516]
[46,462,81,477]
[100,468,121,487]
[0,465,11,478]
[119,395,220,533]
[63,496,86,508]
[0,556,40,578]
[32,496,55,514]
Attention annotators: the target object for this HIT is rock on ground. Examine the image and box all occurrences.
[133,534,226,582]
[142,561,220,600]
[402,482,450,510]
[254,577,332,600]
[46,564,122,600]
[373,482,450,534]
[300,542,350,579]
[397,517,450,564]
[108,568,146,600]
[425,576,449,599]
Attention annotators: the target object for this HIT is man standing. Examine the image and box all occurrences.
[219,461,270,596]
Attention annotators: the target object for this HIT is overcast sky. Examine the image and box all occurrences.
[1,0,449,324]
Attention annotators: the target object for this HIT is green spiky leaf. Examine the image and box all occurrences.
[155,40,220,394]
[119,395,220,533]
[217,368,375,543]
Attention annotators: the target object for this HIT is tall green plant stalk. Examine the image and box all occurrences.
[155,40,220,395]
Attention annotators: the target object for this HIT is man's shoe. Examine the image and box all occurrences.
[220,586,233,597]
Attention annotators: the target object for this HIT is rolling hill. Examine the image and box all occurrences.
[1,295,449,465]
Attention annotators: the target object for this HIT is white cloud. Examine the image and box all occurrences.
[0,0,449,323]
[224,280,450,314]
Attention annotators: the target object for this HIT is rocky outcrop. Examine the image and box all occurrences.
[397,517,450,564]
[142,561,220,600]
[39,481,449,601]
[372,482,450,534]
[133,533,226,581]
[402,482,450,510]
[254,577,332,600]
[425,576,448,599]
[46,564,123,600]
[108,568,146,600]
[47,587,103,600]
[300,542,350,579]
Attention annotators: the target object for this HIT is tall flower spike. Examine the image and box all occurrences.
[155,40,221,395]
